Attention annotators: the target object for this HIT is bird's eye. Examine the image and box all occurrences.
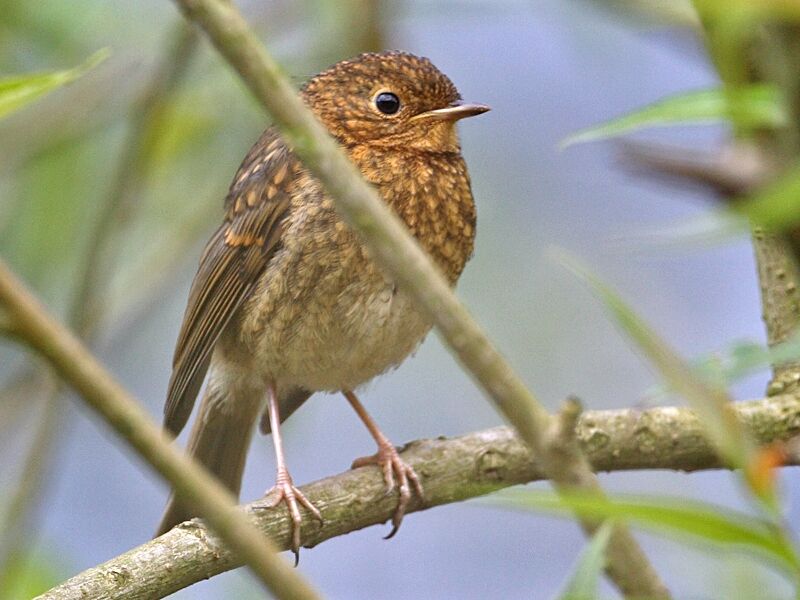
[374,92,401,115]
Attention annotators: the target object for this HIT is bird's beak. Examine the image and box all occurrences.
[412,102,491,122]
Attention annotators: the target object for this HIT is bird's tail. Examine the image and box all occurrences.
[155,374,263,536]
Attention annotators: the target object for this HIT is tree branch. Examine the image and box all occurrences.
[0,260,320,600]
[40,394,800,600]
[170,1,669,595]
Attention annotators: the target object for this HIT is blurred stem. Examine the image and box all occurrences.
[309,0,386,63]
[0,22,199,590]
[0,370,58,595]
[0,259,320,599]
[169,0,669,597]
[43,393,800,599]
[71,23,198,338]
[350,0,385,53]
[98,192,218,335]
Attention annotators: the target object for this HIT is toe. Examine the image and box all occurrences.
[295,487,324,524]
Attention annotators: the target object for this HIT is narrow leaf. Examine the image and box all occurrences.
[496,489,800,574]
[690,333,800,390]
[553,251,783,511]
[556,251,754,468]
[558,521,613,600]
[561,85,786,149]
[0,49,109,120]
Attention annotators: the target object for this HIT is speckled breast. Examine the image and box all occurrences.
[241,148,476,393]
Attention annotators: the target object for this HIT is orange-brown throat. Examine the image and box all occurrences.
[347,143,476,283]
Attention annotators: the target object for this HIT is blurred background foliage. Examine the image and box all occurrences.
[2,0,800,598]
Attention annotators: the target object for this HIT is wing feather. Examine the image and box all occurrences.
[163,129,295,434]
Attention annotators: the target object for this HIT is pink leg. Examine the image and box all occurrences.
[344,389,424,539]
[263,382,322,564]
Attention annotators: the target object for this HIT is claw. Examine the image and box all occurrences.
[263,468,323,562]
[351,443,424,538]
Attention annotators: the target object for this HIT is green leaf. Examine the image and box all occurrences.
[649,333,800,400]
[690,333,800,390]
[495,489,800,574]
[561,85,786,148]
[554,251,756,471]
[0,49,109,120]
[558,521,613,600]
[0,550,65,599]
[692,0,800,23]
[733,163,800,231]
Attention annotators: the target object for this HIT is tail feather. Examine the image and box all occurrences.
[156,376,262,536]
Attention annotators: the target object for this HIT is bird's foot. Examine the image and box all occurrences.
[263,467,323,565]
[351,441,424,539]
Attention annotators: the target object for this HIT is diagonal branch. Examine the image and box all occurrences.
[0,259,320,600]
[40,393,800,600]
[0,24,200,587]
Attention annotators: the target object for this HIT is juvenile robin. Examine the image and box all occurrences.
[156,51,488,558]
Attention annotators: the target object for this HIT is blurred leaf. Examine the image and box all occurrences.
[644,333,800,400]
[554,251,784,512]
[496,489,800,574]
[692,0,800,23]
[733,163,800,231]
[141,97,217,176]
[557,521,613,600]
[0,48,108,120]
[688,333,800,390]
[0,127,119,285]
[723,553,792,600]
[561,85,786,148]
[0,551,63,599]
[556,251,755,467]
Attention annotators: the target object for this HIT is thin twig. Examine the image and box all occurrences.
[40,393,800,599]
[0,260,320,599]
[170,0,670,595]
[620,140,774,196]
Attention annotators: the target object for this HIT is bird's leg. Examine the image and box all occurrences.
[263,382,322,564]
[344,389,424,539]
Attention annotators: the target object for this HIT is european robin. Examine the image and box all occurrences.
[156,51,489,560]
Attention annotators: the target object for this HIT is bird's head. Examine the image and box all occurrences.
[301,51,489,152]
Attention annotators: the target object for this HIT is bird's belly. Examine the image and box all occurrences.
[247,258,431,392]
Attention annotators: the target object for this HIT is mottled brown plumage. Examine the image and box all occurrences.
[157,51,488,559]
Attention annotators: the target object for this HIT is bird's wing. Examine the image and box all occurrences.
[164,129,296,434]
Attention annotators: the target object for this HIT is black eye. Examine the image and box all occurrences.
[374,92,401,115]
